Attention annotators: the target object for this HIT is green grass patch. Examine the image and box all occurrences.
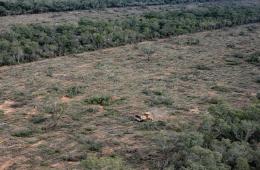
[211,85,230,92]
[30,114,47,124]
[0,110,4,118]
[246,51,260,65]
[195,64,211,70]
[84,95,112,106]
[138,121,167,131]
[81,154,129,170]
[66,86,84,98]
[12,128,33,137]
[104,108,120,117]
[256,77,260,84]
[148,96,173,107]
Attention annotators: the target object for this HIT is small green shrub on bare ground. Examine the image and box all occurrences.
[42,101,67,130]
[46,66,54,77]
[211,85,230,92]
[256,77,260,84]
[246,51,260,66]
[30,114,47,124]
[12,127,33,137]
[139,45,156,61]
[185,38,200,45]
[0,110,4,118]
[225,58,241,66]
[154,101,260,170]
[84,95,112,106]
[66,86,85,98]
[138,121,167,130]
[143,89,174,107]
[195,64,211,70]
[256,92,260,100]
[84,95,125,106]
[81,154,131,170]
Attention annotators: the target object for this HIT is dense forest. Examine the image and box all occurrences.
[0,5,260,66]
[0,0,222,16]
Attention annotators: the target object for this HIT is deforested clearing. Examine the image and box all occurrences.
[0,0,259,169]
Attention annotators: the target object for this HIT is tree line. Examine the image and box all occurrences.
[0,5,260,66]
[0,0,223,16]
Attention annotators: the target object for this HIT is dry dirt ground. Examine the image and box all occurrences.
[0,24,259,169]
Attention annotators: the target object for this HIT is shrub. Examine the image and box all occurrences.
[256,77,260,83]
[257,92,260,100]
[185,146,229,170]
[30,114,47,124]
[46,67,54,77]
[84,95,112,106]
[235,157,250,170]
[140,45,156,61]
[138,121,166,130]
[211,85,230,92]
[0,110,4,118]
[144,89,173,107]
[12,128,33,137]
[232,52,244,58]
[42,101,67,130]
[246,51,260,65]
[85,140,103,152]
[185,38,200,45]
[0,6,7,16]
[195,64,211,70]
[81,154,129,170]
[148,96,173,107]
[66,86,84,98]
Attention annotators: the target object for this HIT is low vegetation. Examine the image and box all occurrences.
[81,154,129,170]
[246,51,260,65]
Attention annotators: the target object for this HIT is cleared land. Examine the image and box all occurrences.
[0,23,259,169]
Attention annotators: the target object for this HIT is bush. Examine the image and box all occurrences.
[246,51,260,65]
[31,114,47,124]
[12,128,33,137]
[84,95,112,106]
[257,92,260,100]
[85,140,103,152]
[138,121,167,130]
[148,95,174,107]
[66,86,84,98]
[42,101,67,129]
[185,38,200,45]
[256,77,260,83]
[81,154,129,170]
